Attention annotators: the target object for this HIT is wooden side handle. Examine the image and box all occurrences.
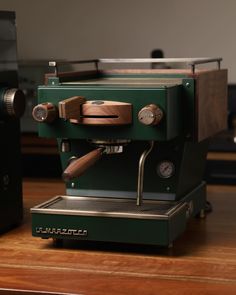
[62,148,104,181]
[58,96,86,120]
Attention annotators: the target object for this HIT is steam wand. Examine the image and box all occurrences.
[137,141,154,206]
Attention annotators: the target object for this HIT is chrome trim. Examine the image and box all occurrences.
[98,57,222,66]
[88,139,131,145]
[137,141,154,206]
[66,189,176,201]
[31,195,186,220]
[49,57,222,75]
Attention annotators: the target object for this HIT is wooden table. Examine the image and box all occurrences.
[0,179,235,294]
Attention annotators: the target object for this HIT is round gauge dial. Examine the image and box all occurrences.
[157,161,175,178]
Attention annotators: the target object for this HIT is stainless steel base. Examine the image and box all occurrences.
[31,196,186,220]
[31,183,206,246]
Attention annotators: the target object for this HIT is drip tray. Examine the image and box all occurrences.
[31,196,187,220]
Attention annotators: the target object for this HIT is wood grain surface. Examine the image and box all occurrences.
[59,96,86,120]
[0,179,235,294]
[195,69,228,142]
[81,101,132,125]
[62,148,103,180]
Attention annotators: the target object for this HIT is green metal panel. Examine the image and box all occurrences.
[58,138,208,200]
[37,84,183,141]
[181,78,195,139]
[32,214,170,246]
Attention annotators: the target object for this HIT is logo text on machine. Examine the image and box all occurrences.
[36,227,88,236]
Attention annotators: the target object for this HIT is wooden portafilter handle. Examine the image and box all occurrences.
[62,148,104,181]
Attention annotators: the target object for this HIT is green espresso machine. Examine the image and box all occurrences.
[31,58,227,247]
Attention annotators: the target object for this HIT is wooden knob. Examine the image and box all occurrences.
[32,103,58,123]
[138,104,163,126]
[62,148,104,181]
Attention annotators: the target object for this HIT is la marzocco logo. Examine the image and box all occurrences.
[36,227,88,237]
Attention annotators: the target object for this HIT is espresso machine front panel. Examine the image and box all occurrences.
[31,58,227,247]
[36,83,184,141]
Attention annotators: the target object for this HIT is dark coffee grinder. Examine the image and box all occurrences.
[0,11,25,232]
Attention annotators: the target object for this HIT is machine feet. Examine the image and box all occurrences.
[199,209,205,219]
[52,238,63,247]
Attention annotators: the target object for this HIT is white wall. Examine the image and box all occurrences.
[1,0,236,81]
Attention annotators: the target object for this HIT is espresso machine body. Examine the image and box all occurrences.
[0,11,25,232]
[31,58,227,246]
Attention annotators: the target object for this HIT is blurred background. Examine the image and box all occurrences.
[1,0,236,183]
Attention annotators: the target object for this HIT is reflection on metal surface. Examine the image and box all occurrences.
[49,57,222,75]
[137,141,154,206]
[31,195,187,220]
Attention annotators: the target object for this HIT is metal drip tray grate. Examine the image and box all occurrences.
[31,196,186,220]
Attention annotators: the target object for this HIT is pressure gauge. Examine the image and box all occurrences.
[157,161,175,178]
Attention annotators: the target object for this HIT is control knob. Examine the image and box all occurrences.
[0,88,25,118]
[32,103,58,123]
[138,104,163,126]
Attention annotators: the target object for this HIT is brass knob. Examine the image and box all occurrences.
[2,88,25,118]
[138,104,163,126]
[32,102,58,123]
